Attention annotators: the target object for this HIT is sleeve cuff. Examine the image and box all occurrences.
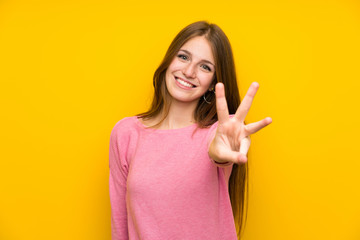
[210,158,233,167]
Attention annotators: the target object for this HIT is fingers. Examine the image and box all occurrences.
[214,136,251,164]
[238,136,251,163]
[215,82,229,124]
[237,117,272,163]
[244,117,272,135]
[234,82,259,122]
[216,149,243,164]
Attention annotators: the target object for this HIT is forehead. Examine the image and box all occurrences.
[180,36,214,63]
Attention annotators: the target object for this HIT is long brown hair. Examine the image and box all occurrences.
[137,21,248,239]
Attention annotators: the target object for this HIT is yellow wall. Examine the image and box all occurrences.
[1,0,359,239]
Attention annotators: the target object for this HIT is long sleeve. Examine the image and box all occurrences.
[109,123,129,240]
[108,116,237,239]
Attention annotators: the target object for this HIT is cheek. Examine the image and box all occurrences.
[167,59,182,72]
[165,62,177,78]
[198,73,215,86]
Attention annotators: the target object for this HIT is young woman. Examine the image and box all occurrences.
[109,21,272,240]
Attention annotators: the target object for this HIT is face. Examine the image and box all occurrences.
[165,36,215,105]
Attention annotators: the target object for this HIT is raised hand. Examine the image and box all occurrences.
[208,82,272,164]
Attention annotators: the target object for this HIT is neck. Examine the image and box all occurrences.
[158,99,199,129]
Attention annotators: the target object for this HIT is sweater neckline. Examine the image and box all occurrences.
[134,116,198,132]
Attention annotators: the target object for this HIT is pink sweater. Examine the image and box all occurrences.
[109,116,237,240]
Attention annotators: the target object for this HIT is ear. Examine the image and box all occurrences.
[209,79,216,91]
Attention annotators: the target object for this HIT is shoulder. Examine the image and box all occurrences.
[109,117,139,173]
[110,116,139,140]
[112,116,137,130]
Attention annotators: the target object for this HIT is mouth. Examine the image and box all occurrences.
[175,76,196,88]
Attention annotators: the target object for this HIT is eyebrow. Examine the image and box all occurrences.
[179,49,215,67]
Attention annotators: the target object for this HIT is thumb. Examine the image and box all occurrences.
[211,148,241,164]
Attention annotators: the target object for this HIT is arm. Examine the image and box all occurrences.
[109,125,129,240]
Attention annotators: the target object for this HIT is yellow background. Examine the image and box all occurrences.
[1,0,359,239]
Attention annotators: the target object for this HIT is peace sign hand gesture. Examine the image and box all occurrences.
[208,82,272,165]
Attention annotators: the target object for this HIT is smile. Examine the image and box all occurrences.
[175,77,196,89]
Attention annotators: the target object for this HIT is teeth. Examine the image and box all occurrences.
[176,77,193,88]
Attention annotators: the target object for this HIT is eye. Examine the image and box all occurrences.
[201,64,212,72]
[177,54,188,61]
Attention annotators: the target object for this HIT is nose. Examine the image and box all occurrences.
[182,63,196,79]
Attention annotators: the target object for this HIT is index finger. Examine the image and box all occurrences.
[215,82,229,124]
[234,82,259,122]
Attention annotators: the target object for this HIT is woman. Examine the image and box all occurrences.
[109,21,272,240]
